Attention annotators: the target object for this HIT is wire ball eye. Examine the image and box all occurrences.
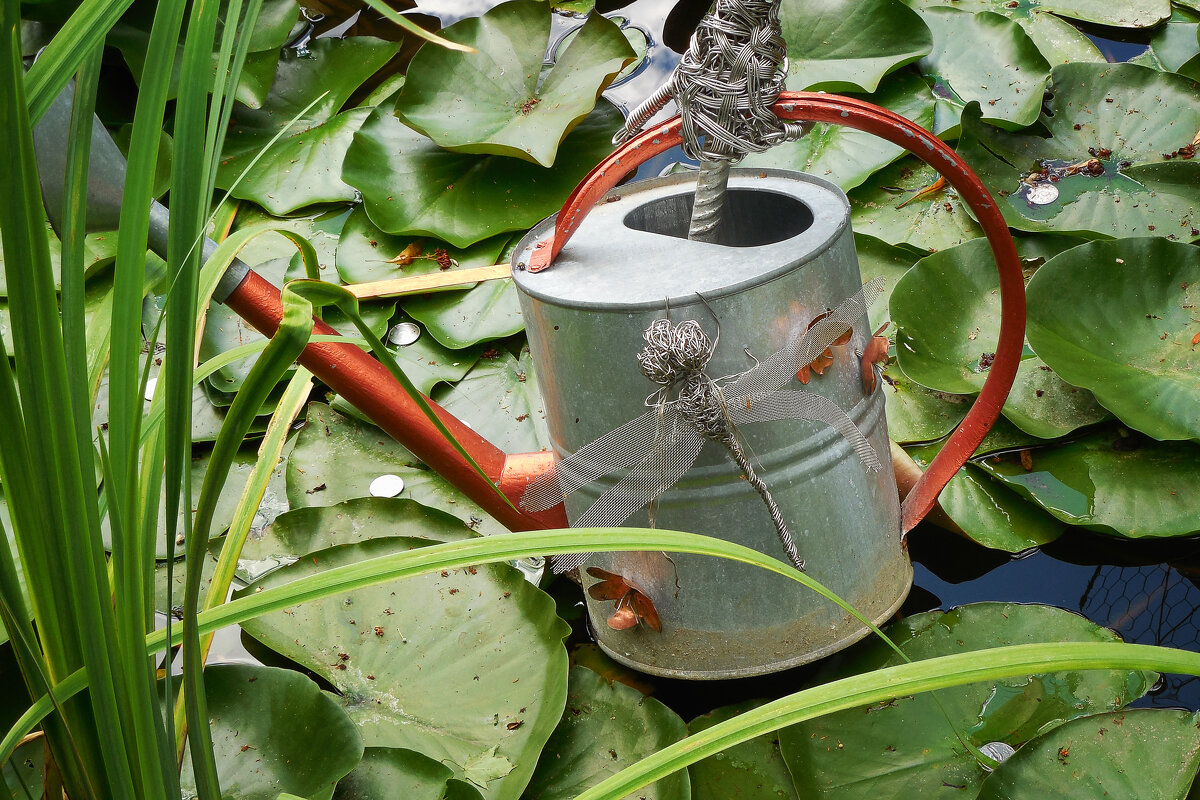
[671,320,712,370]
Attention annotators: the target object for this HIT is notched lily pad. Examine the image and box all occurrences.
[433,347,549,454]
[688,700,800,800]
[881,362,971,444]
[781,0,933,93]
[976,425,1200,538]
[334,747,470,800]
[524,666,689,800]
[955,63,1200,240]
[780,603,1155,799]
[1025,237,1200,442]
[849,157,983,252]
[394,1,634,167]
[237,534,570,800]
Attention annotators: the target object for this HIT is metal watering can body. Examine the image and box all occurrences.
[512,169,911,678]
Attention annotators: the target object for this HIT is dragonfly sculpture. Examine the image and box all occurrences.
[521,278,886,574]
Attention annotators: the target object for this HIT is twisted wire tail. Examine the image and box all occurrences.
[720,434,804,572]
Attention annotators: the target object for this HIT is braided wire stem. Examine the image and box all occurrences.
[689,159,731,241]
[718,432,804,572]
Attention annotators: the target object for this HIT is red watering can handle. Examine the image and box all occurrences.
[526,92,1026,536]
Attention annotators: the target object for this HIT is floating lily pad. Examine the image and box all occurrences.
[908,440,1064,552]
[386,330,483,396]
[238,535,569,800]
[2,737,41,796]
[854,233,921,329]
[523,666,689,800]
[217,38,400,214]
[394,2,633,167]
[403,279,524,349]
[779,603,1154,799]
[344,98,623,248]
[742,71,935,192]
[976,709,1200,799]
[1136,21,1200,79]
[334,748,478,800]
[891,238,1109,438]
[334,206,508,286]
[914,8,1052,135]
[848,157,984,252]
[955,63,1200,240]
[1025,238,1200,442]
[881,362,971,444]
[286,403,505,536]
[175,665,363,800]
[0,218,116,296]
[236,497,474,583]
[432,348,549,454]
[976,426,1200,537]
[688,701,800,800]
[781,0,932,93]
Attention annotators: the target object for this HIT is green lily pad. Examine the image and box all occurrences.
[403,279,524,349]
[908,441,1064,552]
[955,63,1200,240]
[216,38,400,214]
[1025,238,1200,442]
[237,535,570,800]
[779,603,1155,799]
[1137,22,1200,79]
[0,218,116,296]
[523,666,689,800]
[976,426,1200,537]
[2,737,43,796]
[848,157,984,252]
[286,403,506,536]
[432,348,549,454]
[891,238,1109,438]
[334,206,508,286]
[688,701,800,800]
[334,748,479,800]
[742,71,935,192]
[977,709,1200,799]
[176,665,363,800]
[344,98,623,248]
[387,330,483,396]
[781,0,933,93]
[394,2,633,167]
[854,233,921,329]
[236,497,475,583]
[905,0,1170,27]
[901,0,1108,64]
[882,362,972,444]
[914,8,1052,136]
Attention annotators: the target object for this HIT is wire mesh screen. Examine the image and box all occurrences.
[1080,563,1200,709]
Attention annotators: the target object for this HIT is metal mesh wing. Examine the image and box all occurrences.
[552,413,705,573]
[728,389,882,471]
[521,406,677,513]
[725,277,886,398]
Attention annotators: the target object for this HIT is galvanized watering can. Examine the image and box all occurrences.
[36,86,1025,679]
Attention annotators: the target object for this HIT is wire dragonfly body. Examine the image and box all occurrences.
[521,278,886,574]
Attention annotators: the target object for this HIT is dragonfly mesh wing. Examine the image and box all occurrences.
[521,407,670,513]
[729,389,882,471]
[726,277,885,398]
[552,413,705,573]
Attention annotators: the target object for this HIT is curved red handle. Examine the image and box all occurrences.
[528,92,1026,536]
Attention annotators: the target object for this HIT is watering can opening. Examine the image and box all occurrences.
[623,187,815,248]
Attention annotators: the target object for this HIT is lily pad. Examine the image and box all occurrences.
[387,330,483,396]
[882,362,971,444]
[781,0,932,93]
[403,279,524,349]
[1136,22,1200,79]
[848,157,984,252]
[779,603,1155,799]
[955,63,1200,240]
[238,535,570,800]
[854,233,921,329]
[175,665,363,800]
[334,748,479,800]
[216,38,400,214]
[688,701,800,800]
[394,2,633,167]
[901,0,1108,64]
[976,426,1200,537]
[432,348,549,454]
[891,238,1109,438]
[523,666,689,800]
[903,0,1170,28]
[286,403,506,536]
[914,8,1052,135]
[976,709,1200,799]
[236,497,474,583]
[1025,238,1200,442]
[344,98,623,247]
[908,441,1064,552]
[741,71,935,192]
[0,218,116,296]
[334,206,508,286]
